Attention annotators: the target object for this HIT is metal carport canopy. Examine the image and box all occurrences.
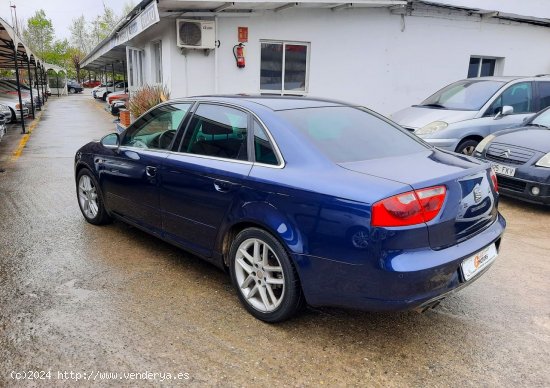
[0,16,55,134]
[81,0,408,71]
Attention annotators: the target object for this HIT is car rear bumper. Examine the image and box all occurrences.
[294,213,506,311]
[14,108,30,120]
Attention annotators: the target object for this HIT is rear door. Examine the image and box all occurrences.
[98,103,192,233]
[160,103,252,257]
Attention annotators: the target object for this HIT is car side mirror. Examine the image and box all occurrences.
[100,133,120,149]
[494,105,514,119]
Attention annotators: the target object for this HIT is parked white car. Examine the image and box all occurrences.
[0,94,30,122]
[93,81,128,101]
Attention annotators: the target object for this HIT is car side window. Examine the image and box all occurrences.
[485,82,534,116]
[180,104,249,161]
[121,103,192,150]
[538,82,550,111]
[253,120,279,165]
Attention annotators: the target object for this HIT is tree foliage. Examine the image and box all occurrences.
[20,3,135,83]
[69,15,91,54]
[22,9,54,57]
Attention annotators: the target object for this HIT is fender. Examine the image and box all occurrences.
[215,195,305,260]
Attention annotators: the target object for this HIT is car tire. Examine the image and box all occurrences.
[102,93,108,101]
[68,87,75,94]
[456,139,479,156]
[229,227,305,323]
[76,168,112,225]
[9,107,16,123]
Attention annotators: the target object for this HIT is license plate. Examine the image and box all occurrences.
[461,243,498,281]
[491,163,516,177]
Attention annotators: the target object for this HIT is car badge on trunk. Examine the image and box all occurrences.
[474,187,483,203]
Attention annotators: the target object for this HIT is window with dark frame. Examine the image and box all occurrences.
[260,41,309,94]
[180,104,249,161]
[468,56,499,78]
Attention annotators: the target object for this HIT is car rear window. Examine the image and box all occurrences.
[277,106,428,162]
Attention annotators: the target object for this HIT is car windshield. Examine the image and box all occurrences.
[419,80,505,111]
[530,109,550,128]
[278,106,429,163]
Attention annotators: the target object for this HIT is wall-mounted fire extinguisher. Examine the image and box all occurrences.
[233,43,245,68]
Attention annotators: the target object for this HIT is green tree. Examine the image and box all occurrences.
[69,15,91,54]
[68,47,85,82]
[22,9,54,57]
[42,39,70,68]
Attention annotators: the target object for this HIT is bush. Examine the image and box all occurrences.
[128,84,170,119]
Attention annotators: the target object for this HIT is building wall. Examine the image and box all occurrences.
[130,8,550,115]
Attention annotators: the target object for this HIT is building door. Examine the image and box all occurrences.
[126,46,144,95]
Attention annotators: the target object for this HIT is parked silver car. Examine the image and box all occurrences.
[0,104,9,141]
[392,75,550,154]
[0,94,30,122]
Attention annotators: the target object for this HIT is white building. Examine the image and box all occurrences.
[81,0,550,115]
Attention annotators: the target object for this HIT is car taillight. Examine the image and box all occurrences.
[490,169,498,193]
[372,186,447,227]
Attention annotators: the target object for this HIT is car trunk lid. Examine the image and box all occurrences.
[339,150,498,249]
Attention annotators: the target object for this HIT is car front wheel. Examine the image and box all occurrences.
[229,228,304,323]
[68,87,75,94]
[456,139,479,155]
[76,168,112,225]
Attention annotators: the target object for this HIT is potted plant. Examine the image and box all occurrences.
[127,84,170,122]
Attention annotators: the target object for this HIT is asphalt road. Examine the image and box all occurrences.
[0,93,549,387]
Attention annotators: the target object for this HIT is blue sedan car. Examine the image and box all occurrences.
[74,96,506,322]
[474,106,550,205]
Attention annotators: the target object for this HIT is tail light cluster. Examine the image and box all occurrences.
[372,186,447,227]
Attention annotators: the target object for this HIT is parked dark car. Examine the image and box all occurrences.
[474,106,550,205]
[74,96,506,322]
[67,80,83,94]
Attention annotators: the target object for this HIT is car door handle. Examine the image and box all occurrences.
[213,180,233,193]
[145,166,157,178]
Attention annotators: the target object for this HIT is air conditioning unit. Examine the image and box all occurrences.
[176,19,215,49]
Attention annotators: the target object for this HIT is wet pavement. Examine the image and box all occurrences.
[0,93,549,387]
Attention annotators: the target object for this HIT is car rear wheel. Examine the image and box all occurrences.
[9,107,16,123]
[76,169,112,225]
[68,87,75,94]
[456,139,479,156]
[229,228,304,322]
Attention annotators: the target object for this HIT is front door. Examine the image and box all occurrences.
[99,103,192,234]
[160,103,252,257]
[479,81,537,135]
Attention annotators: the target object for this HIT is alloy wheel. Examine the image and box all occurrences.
[461,145,476,155]
[234,238,285,312]
[78,175,99,219]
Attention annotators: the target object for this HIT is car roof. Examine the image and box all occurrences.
[465,75,550,82]
[176,95,356,111]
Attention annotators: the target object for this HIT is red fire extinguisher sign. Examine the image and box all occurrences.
[238,27,248,43]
